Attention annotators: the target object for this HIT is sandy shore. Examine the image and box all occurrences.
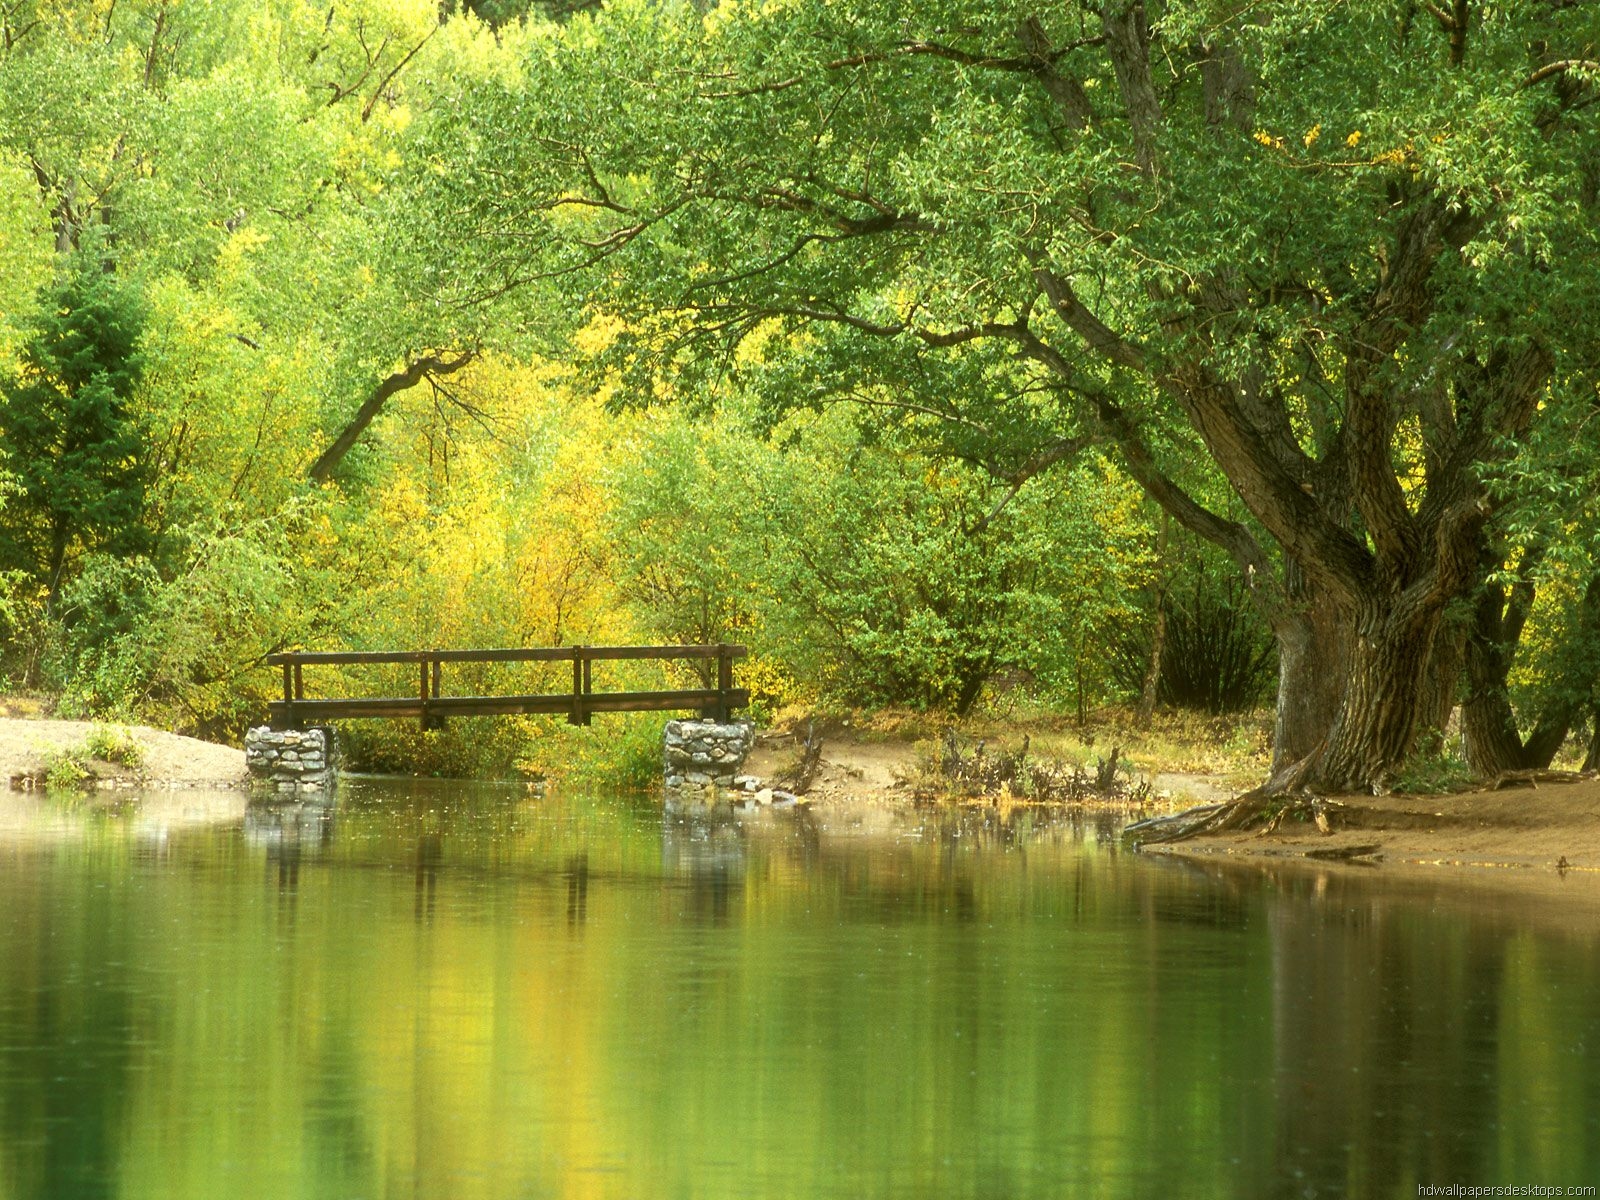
[0,715,247,789]
[1141,777,1600,873]
[749,728,1600,879]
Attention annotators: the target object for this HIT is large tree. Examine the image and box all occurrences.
[412,0,1600,794]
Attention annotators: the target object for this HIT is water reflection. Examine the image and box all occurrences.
[0,784,1596,1200]
[565,852,589,928]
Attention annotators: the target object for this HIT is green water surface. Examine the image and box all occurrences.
[1,781,1597,1199]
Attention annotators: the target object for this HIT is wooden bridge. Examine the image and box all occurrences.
[267,644,748,731]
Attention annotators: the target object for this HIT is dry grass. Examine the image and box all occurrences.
[764,704,1273,794]
[943,705,1273,787]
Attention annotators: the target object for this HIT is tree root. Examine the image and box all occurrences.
[1126,788,1345,844]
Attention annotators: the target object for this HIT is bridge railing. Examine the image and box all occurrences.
[265,644,749,731]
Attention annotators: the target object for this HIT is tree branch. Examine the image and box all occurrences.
[963,435,1094,535]
[361,25,436,123]
[1520,58,1600,90]
[308,349,478,483]
[1017,16,1096,130]
[1029,262,1147,370]
[1100,2,1162,176]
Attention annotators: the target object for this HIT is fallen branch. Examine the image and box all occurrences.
[788,721,824,795]
[1488,768,1595,790]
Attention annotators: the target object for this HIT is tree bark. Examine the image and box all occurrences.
[1416,612,1466,755]
[1461,568,1597,775]
[1269,578,1345,774]
[1304,597,1444,792]
[1136,512,1169,726]
[45,518,69,609]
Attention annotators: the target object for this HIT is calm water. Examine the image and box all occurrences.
[1,781,1598,1200]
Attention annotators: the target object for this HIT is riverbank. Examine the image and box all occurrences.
[749,725,1600,877]
[0,714,247,789]
[1143,778,1600,874]
[5,706,1594,881]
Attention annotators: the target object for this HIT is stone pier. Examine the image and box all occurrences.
[245,726,338,793]
[663,718,755,810]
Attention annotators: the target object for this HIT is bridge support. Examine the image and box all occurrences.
[663,718,755,811]
[246,726,338,794]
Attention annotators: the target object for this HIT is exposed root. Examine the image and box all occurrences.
[1126,788,1347,844]
[1303,842,1382,862]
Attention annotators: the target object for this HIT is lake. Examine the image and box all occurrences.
[1,780,1598,1199]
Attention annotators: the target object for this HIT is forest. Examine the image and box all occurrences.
[2,0,1599,795]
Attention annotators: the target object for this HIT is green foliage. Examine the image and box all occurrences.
[603,407,1156,716]
[6,0,1600,789]
[340,717,544,779]
[0,269,149,595]
[1111,534,1277,714]
[407,0,1600,786]
[49,553,161,719]
[41,749,89,793]
[83,724,143,768]
[1391,751,1476,796]
[0,151,50,362]
[544,715,671,794]
[49,513,320,737]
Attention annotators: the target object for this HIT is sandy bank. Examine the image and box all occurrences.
[750,727,1600,880]
[0,716,248,790]
[1143,777,1600,875]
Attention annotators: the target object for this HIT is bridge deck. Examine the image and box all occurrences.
[266,645,748,730]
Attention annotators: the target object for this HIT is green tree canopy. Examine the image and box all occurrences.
[412,0,1600,792]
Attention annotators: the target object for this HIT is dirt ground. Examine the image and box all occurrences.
[1146,777,1600,873]
[0,715,247,789]
[747,726,1600,878]
[744,728,1235,806]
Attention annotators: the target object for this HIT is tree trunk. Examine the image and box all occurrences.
[1268,561,1346,774]
[1460,688,1528,776]
[1137,512,1169,727]
[1136,600,1166,726]
[45,518,69,609]
[1520,712,1573,770]
[1270,604,1345,775]
[953,667,987,718]
[1460,580,1529,776]
[1303,598,1442,792]
[1415,612,1465,755]
[1460,568,1595,776]
[307,350,476,484]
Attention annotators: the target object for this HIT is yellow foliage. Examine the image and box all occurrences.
[573,312,627,356]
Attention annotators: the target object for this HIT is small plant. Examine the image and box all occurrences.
[83,724,143,769]
[1390,751,1476,795]
[42,750,90,792]
[915,730,1151,805]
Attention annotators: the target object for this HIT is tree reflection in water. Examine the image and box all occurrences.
[0,782,1594,1199]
